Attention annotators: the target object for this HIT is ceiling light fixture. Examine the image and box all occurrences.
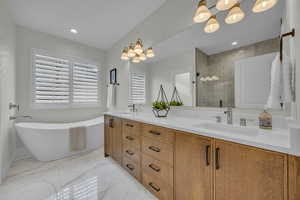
[146,47,155,58]
[193,0,212,23]
[121,40,154,63]
[232,41,238,46]
[70,29,78,34]
[225,3,245,24]
[216,0,238,11]
[204,16,220,33]
[252,0,278,13]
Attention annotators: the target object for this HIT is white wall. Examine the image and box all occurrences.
[16,26,106,123]
[148,49,196,106]
[0,0,16,182]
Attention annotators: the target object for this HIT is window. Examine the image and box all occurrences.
[32,51,100,108]
[129,72,146,104]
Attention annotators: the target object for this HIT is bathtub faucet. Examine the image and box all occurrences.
[9,115,33,120]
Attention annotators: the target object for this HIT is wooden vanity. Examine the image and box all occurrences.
[104,115,300,200]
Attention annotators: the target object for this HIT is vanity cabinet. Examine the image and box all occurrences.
[175,131,213,200]
[214,140,287,200]
[104,115,298,200]
[104,115,122,164]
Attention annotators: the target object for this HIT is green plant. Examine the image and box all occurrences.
[170,101,183,106]
[152,101,169,110]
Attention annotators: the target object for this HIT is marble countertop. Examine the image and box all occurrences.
[105,112,300,157]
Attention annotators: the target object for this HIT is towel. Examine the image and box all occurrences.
[281,53,292,103]
[69,127,87,152]
[266,53,282,109]
[107,85,116,109]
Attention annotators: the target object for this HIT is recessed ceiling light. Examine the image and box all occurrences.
[70,29,78,34]
[232,41,238,46]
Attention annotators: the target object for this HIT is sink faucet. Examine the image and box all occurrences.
[128,104,138,112]
[224,107,233,125]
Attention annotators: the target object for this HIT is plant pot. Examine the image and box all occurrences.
[152,107,170,118]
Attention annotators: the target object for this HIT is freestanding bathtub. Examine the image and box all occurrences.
[15,117,104,161]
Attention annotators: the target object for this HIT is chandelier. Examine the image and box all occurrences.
[121,39,155,63]
[193,0,278,33]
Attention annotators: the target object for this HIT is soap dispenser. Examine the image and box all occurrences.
[259,109,272,130]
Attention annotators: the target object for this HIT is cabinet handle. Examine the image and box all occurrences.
[149,130,161,136]
[126,123,134,128]
[126,164,135,171]
[148,146,160,153]
[126,150,134,156]
[205,145,210,166]
[126,136,134,141]
[148,163,161,172]
[149,182,160,192]
[215,147,220,170]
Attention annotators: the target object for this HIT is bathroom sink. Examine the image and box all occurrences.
[193,123,258,136]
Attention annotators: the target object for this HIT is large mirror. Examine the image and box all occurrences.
[130,0,294,110]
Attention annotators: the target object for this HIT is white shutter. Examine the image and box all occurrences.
[73,63,99,104]
[129,73,146,104]
[34,54,70,104]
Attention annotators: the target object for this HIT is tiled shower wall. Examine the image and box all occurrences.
[196,38,279,107]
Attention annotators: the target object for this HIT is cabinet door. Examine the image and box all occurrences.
[175,132,213,200]
[215,140,287,200]
[104,116,113,156]
[288,156,300,200]
[112,117,123,164]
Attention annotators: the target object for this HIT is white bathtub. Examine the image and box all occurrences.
[15,117,104,161]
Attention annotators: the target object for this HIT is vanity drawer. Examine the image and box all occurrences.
[123,130,140,149]
[122,156,141,181]
[142,137,173,166]
[122,119,141,136]
[142,124,175,144]
[143,171,174,200]
[142,153,173,186]
[123,142,140,163]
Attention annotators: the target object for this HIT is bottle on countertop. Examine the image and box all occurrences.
[259,109,272,130]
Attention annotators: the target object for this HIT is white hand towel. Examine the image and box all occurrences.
[266,53,282,109]
[282,53,292,103]
[107,85,116,109]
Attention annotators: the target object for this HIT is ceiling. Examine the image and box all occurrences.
[149,0,284,62]
[8,0,166,50]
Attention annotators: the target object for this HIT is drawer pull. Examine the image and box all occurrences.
[215,147,220,170]
[148,146,160,153]
[126,164,135,171]
[126,150,134,156]
[149,130,161,136]
[149,164,161,172]
[126,136,134,141]
[126,123,134,128]
[205,145,210,166]
[149,182,160,192]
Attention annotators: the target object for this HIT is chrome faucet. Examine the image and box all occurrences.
[128,104,138,112]
[224,107,233,125]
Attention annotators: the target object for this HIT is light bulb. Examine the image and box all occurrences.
[216,0,238,11]
[134,39,143,55]
[204,16,220,33]
[225,3,245,24]
[132,55,141,63]
[139,52,147,61]
[146,47,155,58]
[127,44,136,58]
[120,48,129,60]
[193,0,212,23]
[252,0,278,13]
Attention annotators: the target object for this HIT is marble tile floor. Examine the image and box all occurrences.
[0,147,157,200]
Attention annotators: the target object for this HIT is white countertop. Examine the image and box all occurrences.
[105,112,300,157]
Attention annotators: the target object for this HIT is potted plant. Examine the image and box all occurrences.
[152,85,170,117]
[170,87,183,106]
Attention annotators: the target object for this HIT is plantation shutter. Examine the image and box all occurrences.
[129,73,146,104]
[73,63,99,104]
[34,54,70,104]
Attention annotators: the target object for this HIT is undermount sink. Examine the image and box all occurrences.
[193,122,258,136]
